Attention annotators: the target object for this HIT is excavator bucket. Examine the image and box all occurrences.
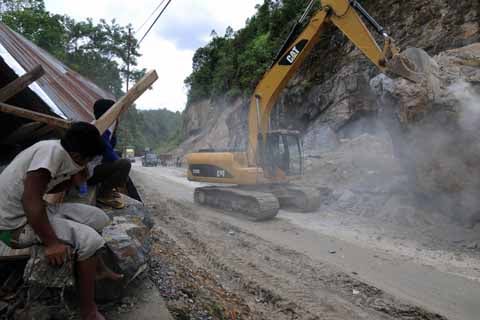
[386,47,434,83]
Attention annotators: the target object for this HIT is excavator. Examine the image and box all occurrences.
[186,0,426,220]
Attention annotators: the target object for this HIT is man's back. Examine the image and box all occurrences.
[0,140,81,230]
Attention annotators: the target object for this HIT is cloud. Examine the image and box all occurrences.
[43,0,262,111]
[155,14,215,50]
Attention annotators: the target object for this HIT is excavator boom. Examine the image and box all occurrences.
[248,0,420,164]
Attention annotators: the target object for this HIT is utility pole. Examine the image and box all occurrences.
[126,27,132,92]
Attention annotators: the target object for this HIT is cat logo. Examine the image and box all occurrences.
[286,46,300,64]
[279,39,308,66]
[216,170,226,178]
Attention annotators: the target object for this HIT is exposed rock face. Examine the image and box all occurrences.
[372,43,480,225]
[182,100,211,137]
[177,98,248,155]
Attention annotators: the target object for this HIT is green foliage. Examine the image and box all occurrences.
[116,108,183,153]
[185,0,312,105]
[141,108,182,150]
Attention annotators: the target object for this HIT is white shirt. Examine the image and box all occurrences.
[0,140,82,230]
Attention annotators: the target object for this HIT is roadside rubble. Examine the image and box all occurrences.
[148,226,251,320]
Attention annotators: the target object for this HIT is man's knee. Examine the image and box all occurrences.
[55,203,110,232]
[88,206,110,232]
[48,217,105,261]
[77,227,105,261]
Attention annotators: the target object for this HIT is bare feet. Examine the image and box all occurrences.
[96,254,124,281]
[83,307,106,320]
[96,269,124,281]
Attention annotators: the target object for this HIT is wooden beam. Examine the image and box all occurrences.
[0,65,45,102]
[0,102,71,129]
[93,70,158,134]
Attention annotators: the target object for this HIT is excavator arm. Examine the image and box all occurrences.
[247,0,419,165]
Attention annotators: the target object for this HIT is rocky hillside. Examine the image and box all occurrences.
[177,0,479,225]
[179,0,478,150]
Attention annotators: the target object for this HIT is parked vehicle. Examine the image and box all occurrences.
[142,151,159,167]
[123,146,135,163]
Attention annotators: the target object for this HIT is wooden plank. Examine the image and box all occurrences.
[0,102,72,129]
[93,70,158,134]
[0,65,45,102]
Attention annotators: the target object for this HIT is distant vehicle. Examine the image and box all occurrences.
[123,146,136,163]
[158,153,173,167]
[142,152,159,167]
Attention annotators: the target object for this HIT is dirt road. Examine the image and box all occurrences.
[132,165,480,320]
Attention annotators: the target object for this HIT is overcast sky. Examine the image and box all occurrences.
[43,0,263,112]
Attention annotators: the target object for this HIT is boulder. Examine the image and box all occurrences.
[23,196,153,301]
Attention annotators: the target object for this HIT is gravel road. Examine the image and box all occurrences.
[132,165,480,320]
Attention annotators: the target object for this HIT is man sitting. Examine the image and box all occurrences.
[0,122,120,320]
[87,99,132,209]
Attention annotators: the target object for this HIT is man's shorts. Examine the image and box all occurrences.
[12,203,110,261]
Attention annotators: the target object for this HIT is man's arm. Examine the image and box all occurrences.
[22,169,71,265]
[102,131,120,162]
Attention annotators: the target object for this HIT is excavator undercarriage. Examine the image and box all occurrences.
[193,184,321,221]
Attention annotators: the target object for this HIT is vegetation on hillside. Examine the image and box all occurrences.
[118,108,182,153]
[184,0,315,106]
[0,0,181,152]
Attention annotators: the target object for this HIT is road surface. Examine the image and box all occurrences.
[132,165,480,320]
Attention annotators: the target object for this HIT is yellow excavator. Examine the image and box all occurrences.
[186,0,425,220]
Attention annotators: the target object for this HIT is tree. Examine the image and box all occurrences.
[184,0,312,106]
[0,0,44,13]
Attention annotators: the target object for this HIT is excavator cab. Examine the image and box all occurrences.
[258,130,303,179]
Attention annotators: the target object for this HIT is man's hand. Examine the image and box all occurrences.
[45,242,71,266]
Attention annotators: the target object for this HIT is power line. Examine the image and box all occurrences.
[135,0,167,35]
[138,0,173,45]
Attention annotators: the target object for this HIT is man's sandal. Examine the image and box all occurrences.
[96,196,125,209]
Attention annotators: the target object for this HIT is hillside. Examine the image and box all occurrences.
[117,107,182,153]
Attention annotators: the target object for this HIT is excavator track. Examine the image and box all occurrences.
[194,186,280,221]
[259,185,321,213]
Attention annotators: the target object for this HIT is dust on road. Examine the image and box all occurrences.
[132,165,480,320]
